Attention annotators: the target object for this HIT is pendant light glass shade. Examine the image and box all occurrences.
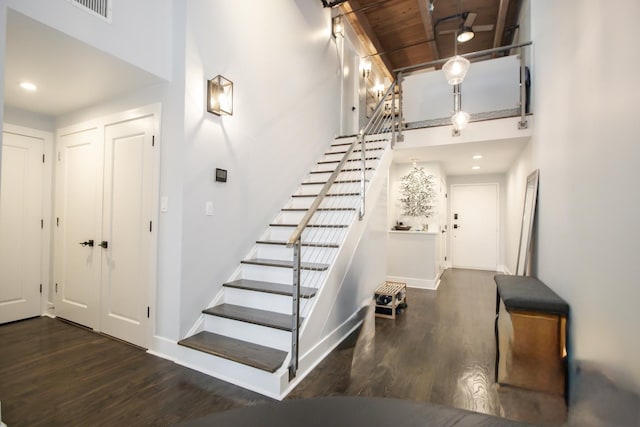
[443,55,470,85]
[451,110,470,130]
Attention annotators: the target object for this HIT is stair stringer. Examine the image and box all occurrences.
[281,140,393,396]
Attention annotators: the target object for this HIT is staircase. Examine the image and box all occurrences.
[176,134,393,398]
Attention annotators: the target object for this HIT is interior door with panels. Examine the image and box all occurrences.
[54,127,102,329]
[100,116,154,348]
[0,131,44,323]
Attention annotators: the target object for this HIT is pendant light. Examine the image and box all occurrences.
[442,55,470,85]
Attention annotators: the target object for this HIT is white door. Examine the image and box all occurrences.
[0,132,44,323]
[439,177,448,272]
[100,116,154,347]
[341,40,359,135]
[54,127,102,329]
[450,183,498,270]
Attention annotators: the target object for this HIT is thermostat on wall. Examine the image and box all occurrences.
[215,168,227,183]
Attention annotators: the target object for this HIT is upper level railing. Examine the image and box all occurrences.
[286,80,399,380]
[394,41,532,131]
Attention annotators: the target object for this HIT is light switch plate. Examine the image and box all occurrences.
[160,196,168,213]
[205,201,213,216]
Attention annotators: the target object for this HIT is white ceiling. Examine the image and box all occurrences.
[4,10,164,117]
[393,137,529,176]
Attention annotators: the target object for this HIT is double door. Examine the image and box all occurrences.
[55,115,155,348]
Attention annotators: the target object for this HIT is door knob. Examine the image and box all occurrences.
[98,241,108,249]
[79,240,94,247]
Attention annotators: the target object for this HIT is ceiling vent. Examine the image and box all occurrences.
[67,0,112,22]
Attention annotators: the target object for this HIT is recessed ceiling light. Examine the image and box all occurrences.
[472,154,483,160]
[19,82,37,92]
[472,165,480,170]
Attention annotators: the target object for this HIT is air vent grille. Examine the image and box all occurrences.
[68,0,112,22]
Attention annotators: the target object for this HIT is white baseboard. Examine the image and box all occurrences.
[387,275,438,290]
[500,265,512,275]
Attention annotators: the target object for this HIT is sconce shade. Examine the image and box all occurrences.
[207,75,233,116]
[457,27,475,43]
[443,55,470,85]
[361,58,372,78]
[332,16,345,38]
[451,110,470,130]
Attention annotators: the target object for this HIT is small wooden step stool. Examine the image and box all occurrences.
[374,281,407,319]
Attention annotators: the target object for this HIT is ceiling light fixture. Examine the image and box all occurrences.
[457,26,474,43]
[452,110,470,130]
[472,154,483,160]
[19,81,37,92]
[472,165,480,170]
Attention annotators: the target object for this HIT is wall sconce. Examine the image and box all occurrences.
[332,16,345,38]
[373,83,385,99]
[207,75,233,116]
[361,58,372,78]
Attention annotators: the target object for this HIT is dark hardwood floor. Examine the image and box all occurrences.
[0,269,566,426]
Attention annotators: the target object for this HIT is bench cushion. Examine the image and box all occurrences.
[494,274,569,315]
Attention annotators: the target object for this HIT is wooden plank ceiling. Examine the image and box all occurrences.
[340,0,523,76]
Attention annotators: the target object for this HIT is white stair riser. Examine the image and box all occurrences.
[224,287,313,317]
[284,196,360,210]
[268,226,348,242]
[256,244,337,263]
[240,263,326,285]
[203,315,291,351]
[277,210,356,224]
[295,182,362,195]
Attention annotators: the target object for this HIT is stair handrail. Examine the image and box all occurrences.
[286,79,399,380]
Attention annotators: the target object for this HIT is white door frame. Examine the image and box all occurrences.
[2,123,54,317]
[53,103,160,346]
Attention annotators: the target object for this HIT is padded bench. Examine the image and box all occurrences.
[494,274,569,400]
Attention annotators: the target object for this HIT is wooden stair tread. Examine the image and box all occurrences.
[270,223,348,228]
[330,139,386,147]
[301,179,367,185]
[310,167,374,174]
[203,303,301,331]
[241,258,329,271]
[224,279,317,298]
[256,239,339,248]
[178,331,287,373]
[282,207,356,212]
[325,147,384,155]
[292,193,360,198]
[317,157,379,165]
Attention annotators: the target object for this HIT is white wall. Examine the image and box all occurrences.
[530,0,640,393]
[447,174,506,270]
[178,1,341,336]
[3,106,55,132]
[504,141,533,274]
[0,0,173,80]
[402,55,520,123]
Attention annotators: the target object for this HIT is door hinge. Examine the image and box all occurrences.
[56,217,60,227]
[42,154,45,163]
[57,152,61,161]
[55,283,58,293]
[40,284,43,293]
[41,219,44,229]
[147,307,150,318]
[152,135,155,147]
[149,221,152,232]
[445,256,448,261]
